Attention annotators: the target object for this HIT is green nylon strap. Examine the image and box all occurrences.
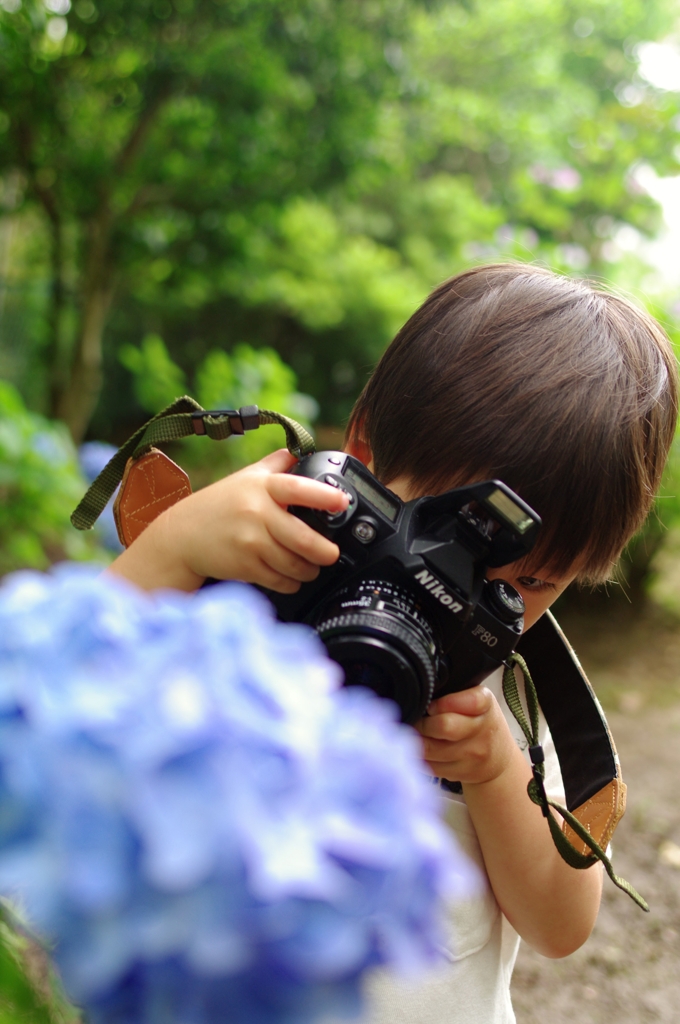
[70,395,316,532]
[503,653,649,912]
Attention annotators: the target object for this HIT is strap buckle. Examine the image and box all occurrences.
[529,743,549,817]
[191,405,260,436]
[529,743,544,766]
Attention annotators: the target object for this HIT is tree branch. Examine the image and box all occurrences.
[113,82,174,180]
[14,122,60,226]
[123,182,175,219]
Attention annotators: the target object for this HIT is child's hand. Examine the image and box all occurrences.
[107,449,350,593]
[419,686,603,957]
[415,687,517,785]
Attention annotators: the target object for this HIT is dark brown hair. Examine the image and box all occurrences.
[346,263,678,582]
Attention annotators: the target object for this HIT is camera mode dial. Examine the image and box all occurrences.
[317,474,357,527]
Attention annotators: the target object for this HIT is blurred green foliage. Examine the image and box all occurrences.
[119,333,187,414]
[0,0,680,594]
[121,335,318,475]
[0,903,77,1024]
[0,937,52,1024]
[1,0,680,437]
[0,0,415,439]
[621,313,680,598]
[0,381,104,574]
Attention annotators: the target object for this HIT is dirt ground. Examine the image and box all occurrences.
[511,605,680,1023]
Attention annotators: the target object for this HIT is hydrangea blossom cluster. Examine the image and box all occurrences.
[0,567,472,1024]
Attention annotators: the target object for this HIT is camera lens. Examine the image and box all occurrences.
[312,579,439,724]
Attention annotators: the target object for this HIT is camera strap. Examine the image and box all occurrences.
[502,647,648,911]
[70,396,315,535]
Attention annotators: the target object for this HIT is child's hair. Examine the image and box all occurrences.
[346,263,678,583]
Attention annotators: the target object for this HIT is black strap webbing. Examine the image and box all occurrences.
[503,652,648,912]
[71,396,315,531]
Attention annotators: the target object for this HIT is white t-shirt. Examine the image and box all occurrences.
[350,666,566,1024]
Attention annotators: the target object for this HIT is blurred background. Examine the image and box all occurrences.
[2,0,680,1019]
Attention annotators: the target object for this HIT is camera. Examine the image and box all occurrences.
[267,451,542,724]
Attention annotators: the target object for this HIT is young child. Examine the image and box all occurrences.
[108,263,678,1023]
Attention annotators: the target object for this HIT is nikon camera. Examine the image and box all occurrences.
[267,451,542,724]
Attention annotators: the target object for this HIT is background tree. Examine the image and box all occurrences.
[2,0,680,441]
[2,0,680,597]
[0,0,408,440]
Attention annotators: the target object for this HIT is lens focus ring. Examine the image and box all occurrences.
[316,610,436,706]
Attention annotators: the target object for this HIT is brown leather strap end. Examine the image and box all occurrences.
[113,448,192,548]
[563,777,627,855]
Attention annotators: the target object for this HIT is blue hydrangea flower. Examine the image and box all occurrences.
[0,567,473,1024]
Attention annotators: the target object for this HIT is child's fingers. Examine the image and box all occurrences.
[417,712,483,745]
[260,536,325,584]
[266,472,350,514]
[427,686,493,718]
[267,506,342,568]
[251,558,304,594]
[421,737,473,777]
[422,741,467,778]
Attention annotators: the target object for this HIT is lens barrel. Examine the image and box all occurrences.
[313,579,439,724]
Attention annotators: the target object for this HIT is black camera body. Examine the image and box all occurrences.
[268,451,541,724]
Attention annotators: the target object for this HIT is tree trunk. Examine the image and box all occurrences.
[46,214,67,418]
[50,90,173,442]
[55,285,113,443]
[55,214,113,443]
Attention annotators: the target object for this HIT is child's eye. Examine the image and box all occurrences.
[516,576,555,592]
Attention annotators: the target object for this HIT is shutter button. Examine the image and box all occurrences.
[322,475,353,521]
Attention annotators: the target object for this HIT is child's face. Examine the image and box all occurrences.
[484,563,576,631]
[378,467,578,631]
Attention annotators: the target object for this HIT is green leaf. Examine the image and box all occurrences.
[188,343,318,475]
[0,903,79,1024]
[0,381,105,575]
[119,334,187,413]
